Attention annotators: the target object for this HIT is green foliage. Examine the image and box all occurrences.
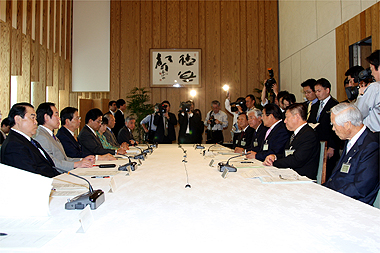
[126,87,154,142]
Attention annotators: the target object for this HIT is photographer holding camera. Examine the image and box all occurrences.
[204,100,228,144]
[342,65,364,103]
[261,69,280,107]
[153,100,177,144]
[178,101,203,144]
[225,95,245,135]
[355,50,380,132]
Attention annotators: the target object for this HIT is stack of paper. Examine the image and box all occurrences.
[241,167,312,184]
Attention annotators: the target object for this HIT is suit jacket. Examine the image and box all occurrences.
[232,126,254,149]
[0,130,6,144]
[154,112,177,143]
[178,112,203,144]
[255,121,289,162]
[117,126,135,145]
[307,97,340,150]
[104,128,120,147]
[247,123,268,152]
[113,110,125,136]
[56,126,84,158]
[273,124,320,180]
[324,128,380,205]
[1,130,60,178]
[78,125,115,156]
[34,126,80,172]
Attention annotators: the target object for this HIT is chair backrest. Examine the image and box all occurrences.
[316,141,327,184]
[373,189,380,209]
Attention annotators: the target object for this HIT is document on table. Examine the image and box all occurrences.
[241,167,313,184]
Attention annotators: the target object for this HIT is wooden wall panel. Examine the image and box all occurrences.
[18,33,31,102]
[336,2,380,102]
[110,0,120,101]
[10,0,22,76]
[0,21,11,115]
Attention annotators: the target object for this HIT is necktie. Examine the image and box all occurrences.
[264,128,272,140]
[316,101,324,122]
[31,138,55,166]
[164,117,168,136]
[346,141,352,154]
[307,101,312,120]
[289,133,295,145]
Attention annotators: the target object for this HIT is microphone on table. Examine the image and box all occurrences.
[54,167,105,210]
[117,156,138,171]
[203,143,218,156]
[194,143,205,150]
[218,153,245,173]
[144,142,154,154]
[133,146,147,160]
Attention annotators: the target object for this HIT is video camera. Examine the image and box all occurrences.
[179,101,192,113]
[264,68,276,90]
[158,103,168,114]
[230,97,247,112]
[345,68,373,101]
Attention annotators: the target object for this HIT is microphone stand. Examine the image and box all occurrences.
[54,167,105,210]
[218,154,245,172]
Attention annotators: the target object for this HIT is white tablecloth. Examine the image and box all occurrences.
[1,144,379,252]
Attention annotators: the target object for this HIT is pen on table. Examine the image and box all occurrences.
[91,176,110,178]
[0,233,7,236]
[93,165,99,167]
[240,161,254,163]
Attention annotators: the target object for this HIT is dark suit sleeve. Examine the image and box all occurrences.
[169,113,177,125]
[78,129,115,156]
[255,128,289,161]
[326,141,379,202]
[57,133,83,158]
[273,129,318,169]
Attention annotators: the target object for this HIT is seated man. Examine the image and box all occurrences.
[57,107,115,160]
[245,108,268,153]
[232,113,254,152]
[34,103,94,172]
[246,104,289,161]
[103,112,128,148]
[118,116,138,146]
[324,103,379,205]
[0,117,10,144]
[97,116,128,150]
[263,103,319,180]
[78,108,126,157]
[0,103,60,178]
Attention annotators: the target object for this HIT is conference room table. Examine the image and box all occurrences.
[1,144,379,252]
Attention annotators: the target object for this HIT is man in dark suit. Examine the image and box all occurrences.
[178,101,202,144]
[300,79,318,120]
[78,108,125,157]
[240,108,268,153]
[118,116,138,146]
[246,104,289,161]
[324,103,379,205]
[113,99,127,136]
[263,103,320,179]
[232,113,254,151]
[308,78,341,179]
[154,101,177,144]
[0,117,10,144]
[0,103,59,178]
[57,107,116,160]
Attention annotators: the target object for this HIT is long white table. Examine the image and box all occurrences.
[1,144,380,252]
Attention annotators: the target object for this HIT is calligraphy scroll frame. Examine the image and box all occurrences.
[150,49,201,88]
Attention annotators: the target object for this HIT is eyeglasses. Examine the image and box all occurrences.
[73,116,81,120]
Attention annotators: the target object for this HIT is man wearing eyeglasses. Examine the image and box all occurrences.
[300,79,318,120]
[77,108,126,157]
[0,103,60,178]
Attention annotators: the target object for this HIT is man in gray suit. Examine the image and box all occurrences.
[34,102,94,172]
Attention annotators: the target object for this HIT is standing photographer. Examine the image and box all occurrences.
[153,101,177,144]
[355,50,380,132]
[204,100,228,144]
[178,101,202,144]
